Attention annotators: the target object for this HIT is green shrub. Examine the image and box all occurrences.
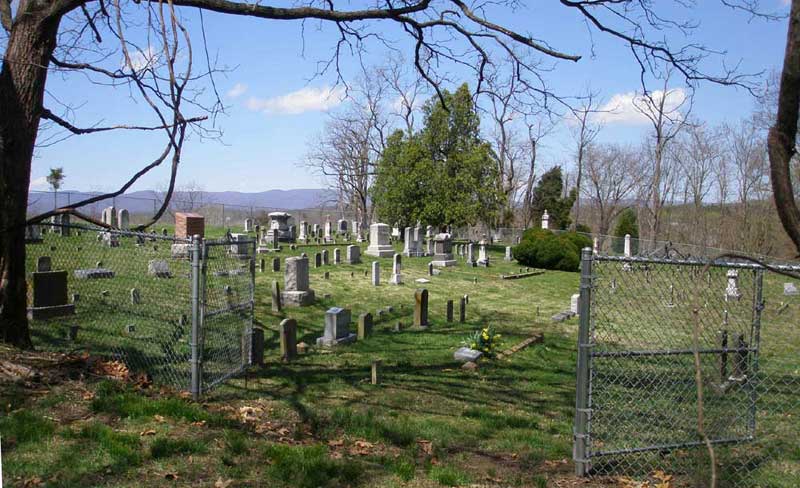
[613,208,639,254]
[513,229,585,272]
[575,223,592,234]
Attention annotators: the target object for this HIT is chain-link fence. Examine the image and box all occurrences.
[24,222,254,395]
[574,250,800,487]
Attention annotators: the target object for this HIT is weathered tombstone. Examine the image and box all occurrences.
[351,220,361,241]
[358,312,373,340]
[272,257,280,272]
[403,227,414,256]
[784,282,799,296]
[279,318,297,361]
[323,218,334,243]
[148,259,171,278]
[337,219,348,234]
[414,288,429,327]
[316,307,356,346]
[504,246,512,262]
[428,262,433,276]
[390,253,403,285]
[322,249,329,265]
[466,242,476,267]
[541,209,549,230]
[314,252,322,268]
[259,258,266,272]
[130,288,141,305]
[28,271,75,319]
[346,245,361,264]
[725,269,742,301]
[333,248,341,264]
[459,296,466,323]
[372,261,380,286]
[37,256,52,272]
[52,213,71,236]
[102,206,117,227]
[431,233,456,267]
[250,327,265,366]
[624,234,632,258]
[281,256,316,306]
[454,347,482,363]
[324,271,330,279]
[74,268,114,279]
[271,280,283,312]
[371,360,381,385]
[593,237,599,255]
[118,209,130,230]
[298,221,309,242]
[365,223,394,257]
[244,218,253,232]
[477,240,490,267]
[175,212,205,238]
[101,231,120,247]
[266,212,293,242]
[570,293,580,315]
[446,299,454,323]
[25,224,43,243]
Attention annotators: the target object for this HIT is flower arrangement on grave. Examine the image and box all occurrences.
[462,325,502,357]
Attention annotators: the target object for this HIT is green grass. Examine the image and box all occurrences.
[8,226,799,487]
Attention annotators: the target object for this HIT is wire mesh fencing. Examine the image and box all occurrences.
[24,222,255,395]
[574,250,800,487]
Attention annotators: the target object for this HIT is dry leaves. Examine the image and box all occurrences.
[417,439,434,456]
[214,478,234,488]
[91,359,129,380]
[140,429,157,436]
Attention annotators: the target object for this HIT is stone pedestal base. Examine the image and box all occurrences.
[281,290,315,307]
[365,245,394,257]
[477,259,490,267]
[389,274,403,285]
[431,259,457,267]
[316,333,357,347]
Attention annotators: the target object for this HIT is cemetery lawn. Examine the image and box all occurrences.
[4,239,586,487]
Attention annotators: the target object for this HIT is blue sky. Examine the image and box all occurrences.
[29,0,791,193]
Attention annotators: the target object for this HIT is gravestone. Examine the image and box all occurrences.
[28,271,75,319]
[74,268,114,279]
[281,256,316,307]
[312,223,320,237]
[624,234,632,258]
[25,225,43,243]
[390,253,403,285]
[466,243,476,267]
[148,259,171,278]
[352,220,361,241]
[272,257,280,272]
[570,294,580,315]
[446,299,454,323]
[454,347,482,363]
[315,252,322,268]
[323,218,334,243]
[266,212,293,242]
[53,213,71,236]
[322,249,329,265]
[346,245,361,264]
[279,318,297,361]
[477,240,490,267]
[298,221,309,243]
[403,227,414,257]
[271,281,282,312]
[337,219,348,234]
[102,206,117,227]
[784,282,799,296]
[459,296,466,323]
[118,209,130,230]
[504,246,512,262]
[414,288,429,327]
[244,218,253,232]
[37,256,52,272]
[371,261,380,286]
[428,262,433,276]
[431,233,456,267]
[316,307,356,346]
[333,248,341,264]
[175,212,205,238]
[130,288,141,305]
[541,209,549,230]
[365,223,394,257]
[358,312,373,340]
[725,269,742,301]
[101,231,120,247]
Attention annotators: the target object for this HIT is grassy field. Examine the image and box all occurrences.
[3,225,798,487]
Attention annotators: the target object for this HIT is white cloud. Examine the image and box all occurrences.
[245,86,345,115]
[125,46,160,72]
[591,88,687,125]
[29,176,49,191]
[227,83,248,98]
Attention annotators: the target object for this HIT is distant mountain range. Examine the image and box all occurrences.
[27,188,336,214]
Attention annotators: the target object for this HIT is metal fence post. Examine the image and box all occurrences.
[747,267,765,436]
[190,234,203,400]
[573,247,594,476]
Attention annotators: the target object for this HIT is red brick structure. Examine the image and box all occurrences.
[175,212,205,238]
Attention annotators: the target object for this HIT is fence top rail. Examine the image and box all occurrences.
[32,221,193,243]
[592,252,800,272]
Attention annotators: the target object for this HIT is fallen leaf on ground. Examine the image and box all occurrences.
[214,478,234,488]
[140,429,157,436]
[417,439,433,455]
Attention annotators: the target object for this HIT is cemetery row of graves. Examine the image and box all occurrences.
[9,207,799,486]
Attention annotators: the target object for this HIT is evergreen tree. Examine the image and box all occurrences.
[371,84,500,228]
[530,166,576,230]
[612,208,639,254]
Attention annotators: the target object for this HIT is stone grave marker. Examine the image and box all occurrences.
[28,270,75,319]
[346,245,361,264]
[390,253,403,285]
[148,259,171,278]
[358,312,373,340]
[459,296,466,323]
[37,256,52,272]
[333,248,341,264]
[315,252,322,268]
[504,246,512,261]
[316,307,356,346]
[431,233,456,267]
[130,288,141,305]
[365,223,394,257]
[272,257,280,272]
[279,318,297,361]
[322,249,329,265]
[446,300,454,323]
[372,261,380,286]
[281,256,315,307]
[272,281,282,312]
[784,283,799,296]
[414,288,429,327]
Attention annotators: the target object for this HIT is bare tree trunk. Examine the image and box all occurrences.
[769,0,800,256]
[0,7,62,347]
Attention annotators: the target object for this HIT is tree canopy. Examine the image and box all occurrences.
[530,166,576,230]
[370,84,500,228]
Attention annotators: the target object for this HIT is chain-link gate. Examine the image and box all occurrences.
[193,237,256,396]
[25,222,255,397]
[573,249,800,487]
